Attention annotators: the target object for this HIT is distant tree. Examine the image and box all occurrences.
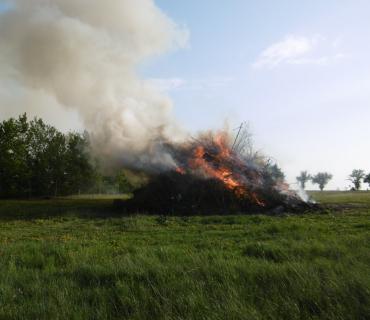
[348,169,366,190]
[86,171,133,195]
[296,171,311,190]
[115,170,133,194]
[268,163,285,181]
[364,173,370,188]
[92,171,103,194]
[101,176,116,194]
[311,172,333,191]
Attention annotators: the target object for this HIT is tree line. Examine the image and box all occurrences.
[0,114,132,198]
[296,169,370,191]
[2,114,368,197]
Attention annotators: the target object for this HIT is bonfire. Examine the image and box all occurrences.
[117,124,316,215]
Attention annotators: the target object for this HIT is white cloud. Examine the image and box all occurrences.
[333,53,351,59]
[290,57,329,66]
[253,34,323,68]
[332,36,342,48]
[289,53,351,66]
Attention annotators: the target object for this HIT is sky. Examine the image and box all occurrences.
[142,0,370,190]
[0,0,369,190]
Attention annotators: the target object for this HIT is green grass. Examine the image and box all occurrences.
[0,192,370,319]
[308,190,370,204]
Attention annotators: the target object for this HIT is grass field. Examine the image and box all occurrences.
[0,192,370,319]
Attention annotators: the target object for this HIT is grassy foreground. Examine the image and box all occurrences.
[0,192,370,319]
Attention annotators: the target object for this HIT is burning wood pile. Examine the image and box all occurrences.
[117,124,316,215]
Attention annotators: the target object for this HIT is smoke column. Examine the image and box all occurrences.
[0,0,189,173]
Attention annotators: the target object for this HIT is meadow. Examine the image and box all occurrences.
[0,192,370,319]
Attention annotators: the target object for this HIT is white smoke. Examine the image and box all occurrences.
[296,188,316,203]
[0,0,189,173]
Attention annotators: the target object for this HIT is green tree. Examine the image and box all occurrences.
[115,170,133,194]
[94,172,134,195]
[348,169,366,190]
[311,172,333,191]
[0,114,29,197]
[64,131,96,195]
[296,171,311,190]
[0,113,112,198]
[364,173,370,188]
[47,131,68,196]
[26,117,67,196]
[268,163,285,181]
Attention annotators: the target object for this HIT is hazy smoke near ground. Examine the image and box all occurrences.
[0,0,189,173]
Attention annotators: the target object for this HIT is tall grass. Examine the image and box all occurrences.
[0,193,370,319]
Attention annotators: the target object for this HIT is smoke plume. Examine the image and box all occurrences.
[0,0,189,173]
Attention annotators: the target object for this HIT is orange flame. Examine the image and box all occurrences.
[175,130,265,206]
[175,166,185,175]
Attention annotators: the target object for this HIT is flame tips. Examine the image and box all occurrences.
[172,127,270,206]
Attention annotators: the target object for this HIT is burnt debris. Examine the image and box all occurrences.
[115,125,318,215]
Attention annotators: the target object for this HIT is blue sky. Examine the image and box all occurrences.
[140,0,370,190]
[0,0,369,190]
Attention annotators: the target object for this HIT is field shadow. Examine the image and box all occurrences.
[0,197,128,222]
